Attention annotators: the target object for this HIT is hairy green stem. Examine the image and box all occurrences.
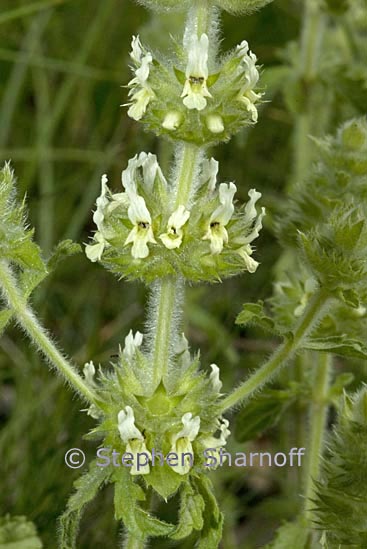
[0,260,97,404]
[194,0,211,36]
[292,0,326,185]
[294,353,308,490]
[150,141,201,387]
[151,277,183,387]
[220,289,330,412]
[304,352,331,518]
[123,534,146,549]
[174,143,202,208]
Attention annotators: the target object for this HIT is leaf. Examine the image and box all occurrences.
[265,517,309,548]
[236,301,278,334]
[0,163,48,297]
[113,467,174,540]
[47,240,82,271]
[0,515,43,548]
[305,335,367,360]
[328,373,354,403]
[193,476,223,549]
[19,268,48,299]
[59,461,109,549]
[171,481,205,540]
[234,388,297,443]
[144,462,182,500]
[10,239,45,272]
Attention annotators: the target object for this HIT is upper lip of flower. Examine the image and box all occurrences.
[126,35,155,121]
[117,406,144,442]
[124,191,156,259]
[235,40,262,122]
[203,182,237,254]
[181,33,212,111]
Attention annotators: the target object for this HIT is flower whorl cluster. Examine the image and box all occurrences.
[85,329,230,497]
[125,32,263,146]
[85,153,265,282]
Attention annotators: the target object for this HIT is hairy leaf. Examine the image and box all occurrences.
[59,461,109,549]
[172,481,205,540]
[265,517,309,548]
[234,388,298,442]
[305,334,367,360]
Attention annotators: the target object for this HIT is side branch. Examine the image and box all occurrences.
[0,260,98,405]
[220,288,331,413]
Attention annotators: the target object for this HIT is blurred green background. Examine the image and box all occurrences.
[0,0,362,546]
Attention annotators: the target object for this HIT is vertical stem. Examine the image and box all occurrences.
[294,353,308,490]
[304,353,331,519]
[150,144,201,388]
[151,277,183,387]
[174,143,202,207]
[148,0,207,390]
[195,0,210,36]
[300,0,324,80]
[123,534,146,549]
[292,0,326,185]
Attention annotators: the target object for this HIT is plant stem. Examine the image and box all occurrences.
[123,534,146,549]
[304,352,331,518]
[174,143,202,208]
[149,5,206,390]
[220,289,330,413]
[149,130,202,387]
[151,276,183,387]
[195,0,211,36]
[292,0,326,185]
[0,260,97,404]
[294,353,308,489]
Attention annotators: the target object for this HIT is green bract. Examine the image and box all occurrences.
[299,206,367,295]
[314,388,367,547]
[277,118,367,248]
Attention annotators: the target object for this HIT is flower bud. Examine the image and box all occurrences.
[162,111,183,131]
[340,119,367,151]
[206,114,225,134]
